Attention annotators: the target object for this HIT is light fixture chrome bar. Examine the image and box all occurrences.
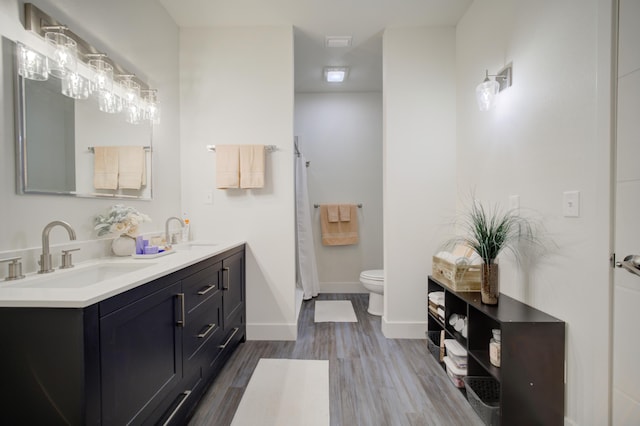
[314,204,363,208]
[495,64,512,92]
[24,3,150,91]
[87,146,151,153]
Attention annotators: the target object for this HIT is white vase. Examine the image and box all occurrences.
[112,235,136,256]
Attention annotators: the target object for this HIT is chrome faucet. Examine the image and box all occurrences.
[165,216,185,246]
[39,220,77,274]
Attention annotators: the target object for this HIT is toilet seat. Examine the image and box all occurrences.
[360,269,384,282]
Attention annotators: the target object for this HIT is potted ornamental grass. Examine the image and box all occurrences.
[452,199,541,304]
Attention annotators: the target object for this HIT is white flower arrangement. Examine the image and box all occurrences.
[94,204,151,237]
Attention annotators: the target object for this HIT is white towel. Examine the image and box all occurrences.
[117,146,145,189]
[216,145,240,189]
[93,146,119,190]
[239,145,265,189]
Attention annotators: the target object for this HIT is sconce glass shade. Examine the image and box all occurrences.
[476,78,500,111]
[17,43,48,81]
[88,58,113,94]
[119,77,141,124]
[62,72,90,100]
[98,91,123,113]
[142,90,160,124]
[44,32,77,78]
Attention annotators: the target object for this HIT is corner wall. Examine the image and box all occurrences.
[180,26,296,340]
[456,1,613,424]
[382,27,457,338]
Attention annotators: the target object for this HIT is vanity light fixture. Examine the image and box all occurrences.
[18,3,159,125]
[16,42,48,80]
[324,67,348,83]
[475,64,512,111]
[142,89,160,124]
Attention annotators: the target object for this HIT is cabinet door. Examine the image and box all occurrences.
[222,250,245,331]
[100,281,183,425]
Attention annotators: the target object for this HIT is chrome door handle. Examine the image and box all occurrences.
[197,284,216,295]
[197,323,216,339]
[616,255,640,278]
[176,293,185,327]
[222,266,230,290]
[218,327,239,349]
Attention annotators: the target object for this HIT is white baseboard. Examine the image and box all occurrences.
[381,317,427,339]
[247,322,297,341]
[320,281,367,293]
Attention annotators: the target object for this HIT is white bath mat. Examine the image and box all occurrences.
[314,300,357,323]
[230,358,330,426]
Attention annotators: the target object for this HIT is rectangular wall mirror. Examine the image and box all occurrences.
[8,37,154,200]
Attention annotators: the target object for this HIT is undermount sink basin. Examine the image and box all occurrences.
[11,262,157,289]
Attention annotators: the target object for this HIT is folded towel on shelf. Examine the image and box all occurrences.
[320,204,359,246]
[437,307,445,322]
[428,291,445,306]
[117,146,146,189]
[327,205,339,223]
[93,146,119,190]
[239,144,265,188]
[339,204,351,222]
[216,145,240,189]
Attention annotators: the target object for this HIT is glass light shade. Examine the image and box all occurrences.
[142,90,160,124]
[89,58,113,94]
[120,78,140,107]
[98,90,123,113]
[125,101,141,124]
[17,43,48,81]
[62,72,90,99]
[476,79,500,111]
[45,32,77,78]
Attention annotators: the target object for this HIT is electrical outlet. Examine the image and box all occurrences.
[563,191,580,217]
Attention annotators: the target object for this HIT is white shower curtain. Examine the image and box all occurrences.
[295,153,320,300]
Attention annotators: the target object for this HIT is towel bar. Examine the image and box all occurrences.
[314,204,362,208]
[88,146,151,153]
[207,145,277,152]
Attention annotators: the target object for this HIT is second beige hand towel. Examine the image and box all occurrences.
[239,145,265,189]
[216,145,240,189]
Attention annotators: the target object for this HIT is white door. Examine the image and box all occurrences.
[612,0,640,424]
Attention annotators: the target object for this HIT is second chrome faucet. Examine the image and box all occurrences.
[39,220,77,274]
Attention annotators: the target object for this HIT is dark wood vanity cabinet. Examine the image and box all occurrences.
[0,244,246,425]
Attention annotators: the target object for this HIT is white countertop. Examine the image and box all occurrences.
[0,241,245,308]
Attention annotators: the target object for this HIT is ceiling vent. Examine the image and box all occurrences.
[325,36,352,48]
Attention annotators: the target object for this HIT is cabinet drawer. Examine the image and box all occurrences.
[184,294,222,362]
[183,262,221,315]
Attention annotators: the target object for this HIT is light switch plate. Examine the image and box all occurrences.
[204,189,213,204]
[563,191,580,217]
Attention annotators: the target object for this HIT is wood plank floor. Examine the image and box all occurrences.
[188,294,483,426]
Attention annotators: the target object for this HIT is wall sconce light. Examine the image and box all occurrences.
[18,3,159,125]
[324,67,348,83]
[476,64,512,111]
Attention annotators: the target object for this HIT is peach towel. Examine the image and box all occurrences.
[240,145,265,189]
[216,145,240,189]
[118,146,146,189]
[320,204,359,246]
[339,204,351,222]
[327,205,339,223]
[93,146,119,190]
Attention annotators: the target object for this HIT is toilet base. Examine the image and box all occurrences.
[367,292,383,316]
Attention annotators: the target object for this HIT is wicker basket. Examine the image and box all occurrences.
[426,330,444,362]
[432,255,481,292]
[463,376,501,426]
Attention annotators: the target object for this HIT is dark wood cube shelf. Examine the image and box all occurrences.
[427,275,565,425]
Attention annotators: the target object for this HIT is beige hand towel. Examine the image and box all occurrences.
[216,145,240,189]
[339,204,351,222]
[93,146,119,190]
[118,146,145,189]
[240,145,265,189]
[327,204,339,223]
[320,204,359,246]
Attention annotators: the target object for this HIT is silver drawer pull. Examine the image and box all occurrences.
[222,266,230,290]
[218,327,239,349]
[197,323,216,339]
[197,284,216,295]
[162,390,192,426]
[176,293,185,327]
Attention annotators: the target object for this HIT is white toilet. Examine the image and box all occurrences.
[359,269,384,316]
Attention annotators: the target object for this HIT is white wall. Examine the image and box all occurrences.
[0,0,180,253]
[382,27,457,338]
[180,26,296,340]
[294,92,383,292]
[456,1,613,424]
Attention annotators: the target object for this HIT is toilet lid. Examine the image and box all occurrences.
[360,269,384,281]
